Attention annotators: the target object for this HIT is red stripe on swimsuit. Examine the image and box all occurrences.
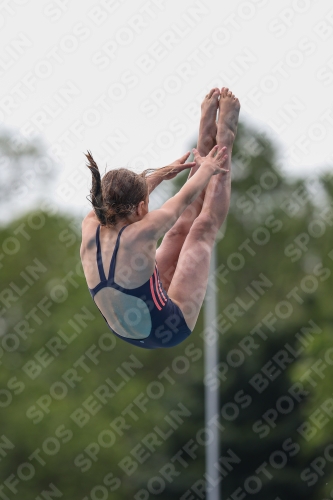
[158,280,167,302]
[154,268,165,306]
[150,275,162,310]
[156,269,167,302]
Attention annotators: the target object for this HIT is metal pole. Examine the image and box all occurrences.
[204,243,220,500]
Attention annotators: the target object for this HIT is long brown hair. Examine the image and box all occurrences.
[84,150,162,227]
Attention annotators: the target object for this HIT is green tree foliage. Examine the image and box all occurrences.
[1,121,333,499]
[170,122,333,499]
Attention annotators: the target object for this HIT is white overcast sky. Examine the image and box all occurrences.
[1,0,333,224]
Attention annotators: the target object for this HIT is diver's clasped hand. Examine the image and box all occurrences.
[160,152,196,180]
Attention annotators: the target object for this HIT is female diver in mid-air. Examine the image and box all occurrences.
[80,87,240,349]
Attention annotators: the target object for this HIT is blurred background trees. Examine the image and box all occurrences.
[0,125,58,226]
[1,120,333,499]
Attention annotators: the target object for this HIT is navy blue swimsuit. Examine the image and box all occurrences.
[88,224,192,349]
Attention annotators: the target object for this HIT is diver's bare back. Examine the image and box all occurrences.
[81,214,157,291]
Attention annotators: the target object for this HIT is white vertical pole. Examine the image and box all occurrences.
[204,243,220,500]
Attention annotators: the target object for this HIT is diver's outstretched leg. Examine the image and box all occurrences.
[167,88,240,331]
[203,86,240,227]
[156,88,220,291]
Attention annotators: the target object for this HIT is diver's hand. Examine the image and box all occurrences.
[193,145,228,175]
[161,152,196,180]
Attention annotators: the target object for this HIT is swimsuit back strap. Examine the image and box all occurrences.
[108,224,129,281]
[96,224,107,282]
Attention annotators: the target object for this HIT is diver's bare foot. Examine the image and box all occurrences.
[217,87,240,149]
[198,88,220,154]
